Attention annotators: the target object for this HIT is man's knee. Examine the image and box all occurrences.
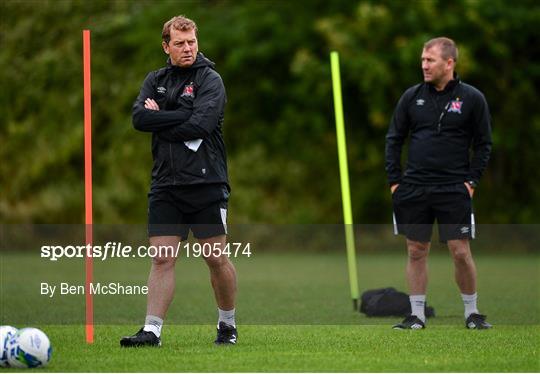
[407,240,430,261]
[198,235,228,269]
[204,252,231,270]
[151,255,177,268]
[149,236,180,268]
[448,239,471,264]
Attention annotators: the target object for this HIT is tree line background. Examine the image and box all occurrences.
[1,0,539,225]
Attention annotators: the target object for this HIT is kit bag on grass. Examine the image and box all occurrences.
[360,287,435,318]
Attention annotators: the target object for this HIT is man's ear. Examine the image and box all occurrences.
[162,41,170,55]
[447,58,455,71]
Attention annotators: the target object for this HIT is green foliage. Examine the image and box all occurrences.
[1,0,538,224]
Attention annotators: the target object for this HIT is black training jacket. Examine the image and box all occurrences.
[132,53,229,190]
[385,78,492,186]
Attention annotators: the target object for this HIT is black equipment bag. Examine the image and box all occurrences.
[360,287,435,318]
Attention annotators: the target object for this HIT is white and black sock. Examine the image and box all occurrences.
[461,293,479,319]
[143,315,163,338]
[409,295,426,323]
[218,308,236,328]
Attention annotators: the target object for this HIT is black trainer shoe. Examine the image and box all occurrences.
[214,322,237,345]
[120,328,161,347]
[393,315,425,330]
[466,313,492,329]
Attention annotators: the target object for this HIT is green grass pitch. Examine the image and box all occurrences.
[1,251,539,372]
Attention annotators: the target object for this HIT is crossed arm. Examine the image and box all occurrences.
[132,72,226,142]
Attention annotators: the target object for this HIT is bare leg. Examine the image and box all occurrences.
[447,239,476,294]
[146,236,181,319]
[406,239,431,294]
[200,235,237,310]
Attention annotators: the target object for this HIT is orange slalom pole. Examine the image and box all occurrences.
[83,29,94,344]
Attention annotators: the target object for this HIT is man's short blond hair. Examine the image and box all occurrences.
[162,15,198,44]
[424,37,458,62]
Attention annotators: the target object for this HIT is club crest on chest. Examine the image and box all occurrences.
[181,82,195,98]
[448,100,463,114]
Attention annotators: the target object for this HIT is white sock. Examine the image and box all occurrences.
[461,293,479,318]
[143,315,163,338]
[410,295,426,323]
[218,308,236,328]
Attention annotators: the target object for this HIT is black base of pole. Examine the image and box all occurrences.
[352,298,358,311]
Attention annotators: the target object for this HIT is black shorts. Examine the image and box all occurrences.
[392,183,475,243]
[148,184,229,240]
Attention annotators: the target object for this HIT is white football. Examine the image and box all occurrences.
[0,326,18,367]
[6,327,52,368]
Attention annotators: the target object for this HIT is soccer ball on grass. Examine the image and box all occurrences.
[5,327,52,368]
[0,326,18,367]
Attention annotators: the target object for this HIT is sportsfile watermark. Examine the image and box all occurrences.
[40,241,252,262]
[1,224,538,325]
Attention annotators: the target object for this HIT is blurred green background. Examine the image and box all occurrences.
[1,0,539,224]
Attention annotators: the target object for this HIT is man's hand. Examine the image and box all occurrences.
[464,182,475,198]
[144,98,160,111]
[390,184,399,194]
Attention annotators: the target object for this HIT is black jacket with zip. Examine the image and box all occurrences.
[132,53,229,191]
[385,77,492,186]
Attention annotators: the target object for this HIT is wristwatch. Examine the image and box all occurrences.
[466,180,477,189]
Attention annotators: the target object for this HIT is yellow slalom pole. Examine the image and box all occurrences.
[330,51,359,311]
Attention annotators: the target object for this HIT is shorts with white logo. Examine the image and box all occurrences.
[148,184,228,240]
[392,183,474,243]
